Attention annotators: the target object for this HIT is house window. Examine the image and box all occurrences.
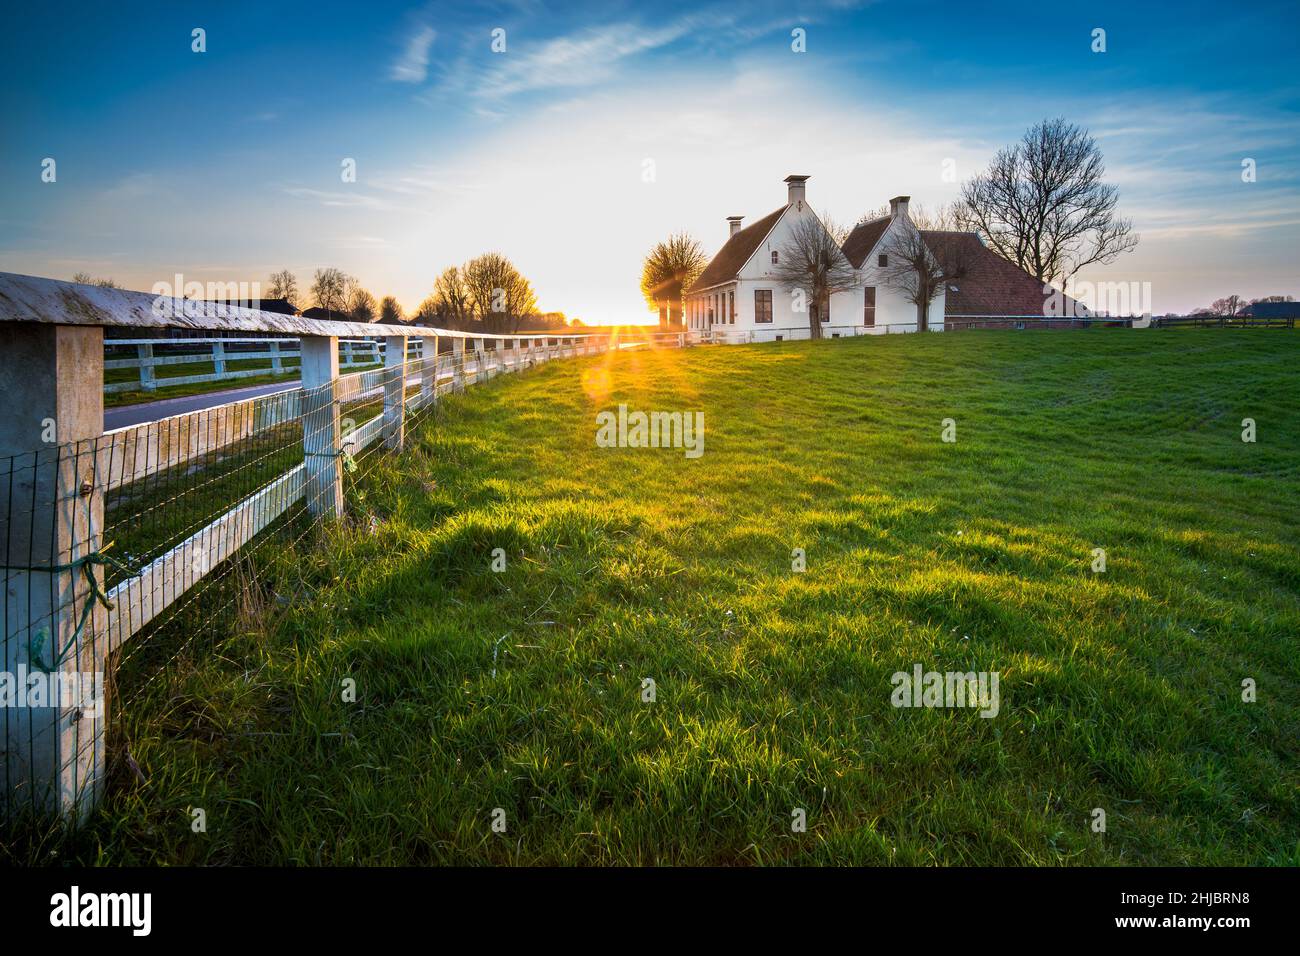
[771,251,779,264]
[754,289,773,323]
[728,290,735,324]
[864,286,876,327]
[877,254,888,267]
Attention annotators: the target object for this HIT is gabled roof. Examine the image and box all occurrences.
[300,306,346,320]
[202,297,299,315]
[840,216,891,268]
[685,205,787,294]
[920,230,1081,317]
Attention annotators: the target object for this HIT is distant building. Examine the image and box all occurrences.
[1241,301,1299,319]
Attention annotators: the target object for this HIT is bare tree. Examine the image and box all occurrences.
[464,253,536,333]
[957,118,1138,286]
[771,215,859,339]
[430,266,472,329]
[640,232,706,327]
[267,269,299,304]
[1210,295,1247,317]
[347,286,378,323]
[855,201,959,231]
[72,271,118,288]
[379,296,404,325]
[310,267,348,316]
[504,273,538,334]
[880,228,968,332]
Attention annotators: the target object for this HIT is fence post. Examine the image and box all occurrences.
[300,336,343,519]
[136,342,156,391]
[384,335,407,451]
[452,337,465,391]
[341,340,354,368]
[269,340,282,374]
[420,336,436,404]
[212,340,226,377]
[1,324,108,824]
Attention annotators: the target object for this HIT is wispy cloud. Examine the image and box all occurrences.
[391,24,436,83]
[284,186,394,211]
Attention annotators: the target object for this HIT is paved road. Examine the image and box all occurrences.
[104,380,301,431]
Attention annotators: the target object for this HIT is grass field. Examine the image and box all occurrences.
[23,329,1300,865]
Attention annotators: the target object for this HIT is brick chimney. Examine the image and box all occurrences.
[785,175,809,206]
[726,216,744,238]
[889,195,911,220]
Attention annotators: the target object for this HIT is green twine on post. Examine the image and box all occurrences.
[2,541,133,672]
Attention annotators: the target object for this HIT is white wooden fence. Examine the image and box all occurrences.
[0,271,687,824]
[104,336,388,393]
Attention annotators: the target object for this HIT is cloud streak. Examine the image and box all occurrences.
[391,25,436,83]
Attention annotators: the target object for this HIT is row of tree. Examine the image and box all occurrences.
[262,267,401,324]
[1193,294,1294,316]
[269,255,578,332]
[412,254,540,333]
[641,118,1143,338]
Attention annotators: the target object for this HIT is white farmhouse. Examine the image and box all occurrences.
[685,174,1077,340]
[683,176,862,342]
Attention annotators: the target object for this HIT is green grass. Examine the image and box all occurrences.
[20,329,1300,865]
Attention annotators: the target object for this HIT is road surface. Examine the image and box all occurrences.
[104,380,300,430]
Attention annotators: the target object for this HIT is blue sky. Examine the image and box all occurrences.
[1,0,1297,322]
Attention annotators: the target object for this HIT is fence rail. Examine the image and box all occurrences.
[1152,314,1298,329]
[104,337,386,394]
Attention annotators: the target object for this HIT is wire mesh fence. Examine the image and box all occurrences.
[1,329,681,828]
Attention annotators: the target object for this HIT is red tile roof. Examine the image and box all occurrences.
[921,231,1081,317]
[685,205,787,294]
[841,216,891,269]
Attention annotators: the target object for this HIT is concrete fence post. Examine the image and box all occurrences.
[269,340,282,374]
[384,335,407,452]
[452,337,465,391]
[212,340,227,377]
[1,324,108,825]
[300,335,343,519]
[420,336,437,404]
[136,342,156,391]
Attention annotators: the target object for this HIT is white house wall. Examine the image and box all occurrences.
[854,217,947,333]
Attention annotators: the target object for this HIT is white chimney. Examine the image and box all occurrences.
[889,195,911,220]
[726,216,744,238]
[784,174,809,206]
